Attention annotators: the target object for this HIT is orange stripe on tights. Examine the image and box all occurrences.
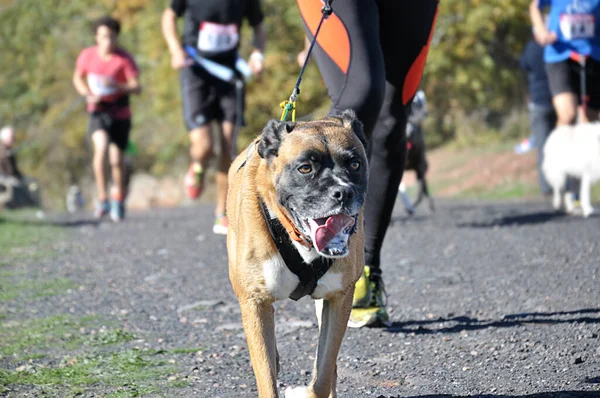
[297,0,350,74]
[402,6,439,105]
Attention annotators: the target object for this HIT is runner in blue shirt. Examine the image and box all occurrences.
[530,0,600,124]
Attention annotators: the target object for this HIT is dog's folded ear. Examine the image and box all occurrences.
[337,109,368,152]
[258,120,296,162]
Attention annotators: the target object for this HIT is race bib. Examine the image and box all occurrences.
[197,22,239,53]
[87,73,117,97]
[560,13,595,40]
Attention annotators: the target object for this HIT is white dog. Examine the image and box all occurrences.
[542,122,600,217]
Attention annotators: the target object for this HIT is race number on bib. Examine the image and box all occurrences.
[560,13,595,40]
[197,22,239,53]
[87,73,117,97]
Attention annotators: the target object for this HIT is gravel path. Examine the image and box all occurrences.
[2,199,600,397]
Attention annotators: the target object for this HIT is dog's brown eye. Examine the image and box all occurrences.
[298,164,312,174]
[350,160,360,170]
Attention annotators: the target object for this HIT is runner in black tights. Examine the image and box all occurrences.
[297,0,439,327]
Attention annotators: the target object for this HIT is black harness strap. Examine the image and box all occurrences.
[258,199,333,301]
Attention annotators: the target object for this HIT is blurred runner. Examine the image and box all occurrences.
[72,16,141,222]
[161,0,266,235]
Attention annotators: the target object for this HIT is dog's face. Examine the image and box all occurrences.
[258,110,368,258]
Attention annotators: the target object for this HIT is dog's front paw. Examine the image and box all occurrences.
[285,386,316,398]
[582,206,595,218]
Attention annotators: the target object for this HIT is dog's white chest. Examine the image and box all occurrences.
[262,255,299,301]
[311,270,343,299]
[261,249,344,301]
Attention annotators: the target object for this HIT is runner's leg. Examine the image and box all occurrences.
[91,130,109,201]
[364,0,439,269]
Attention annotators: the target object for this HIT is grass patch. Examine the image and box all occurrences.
[1,349,179,396]
[105,386,161,398]
[167,379,190,388]
[460,182,540,200]
[0,314,198,395]
[444,173,600,202]
[0,315,134,362]
[0,210,65,266]
[165,347,202,355]
[446,138,516,153]
[0,315,99,360]
[89,328,136,346]
[0,276,76,302]
[0,269,22,279]
[32,278,77,298]
[0,217,74,302]
[426,140,600,202]
[20,353,47,361]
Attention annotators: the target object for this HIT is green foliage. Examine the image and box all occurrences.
[0,0,535,208]
[425,0,532,144]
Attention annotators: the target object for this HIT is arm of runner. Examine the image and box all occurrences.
[249,22,266,76]
[161,7,190,69]
[529,0,556,46]
[72,70,100,104]
[115,55,141,95]
[114,76,141,95]
[73,50,100,104]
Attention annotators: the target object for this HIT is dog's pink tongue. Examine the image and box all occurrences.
[313,215,355,252]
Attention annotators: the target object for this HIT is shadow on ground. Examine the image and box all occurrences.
[387,308,600,334]
[0,215,99,228]
[390,201,574,227]
[457,210,570,228]
[390,392,600,398]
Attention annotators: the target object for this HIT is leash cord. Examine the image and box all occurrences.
[280,0,332,122]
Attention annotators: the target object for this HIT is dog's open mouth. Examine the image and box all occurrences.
[304,214,356,258]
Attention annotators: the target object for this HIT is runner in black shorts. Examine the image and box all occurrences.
[545,56,600,111]
[73,16,141,222]
[87,108,132,152]
[180,66,242,133]
[297,0,439,327]
[161,0,266,235]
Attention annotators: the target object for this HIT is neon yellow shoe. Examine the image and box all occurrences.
[352,267,372,308]
[348,266,390,328]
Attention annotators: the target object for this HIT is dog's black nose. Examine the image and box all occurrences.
[331,186,355,202]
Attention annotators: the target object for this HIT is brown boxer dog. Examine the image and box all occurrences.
[226,110,368,398]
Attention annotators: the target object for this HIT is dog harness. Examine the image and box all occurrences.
[258,199,334,300]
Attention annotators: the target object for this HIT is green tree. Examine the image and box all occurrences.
[424,0,532,145]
